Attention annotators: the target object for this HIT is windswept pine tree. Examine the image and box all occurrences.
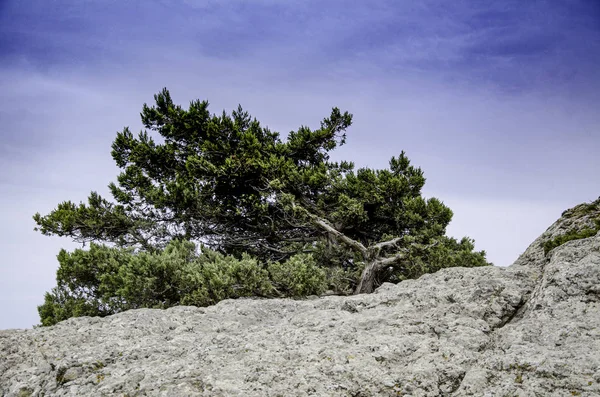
[35,88,489,324]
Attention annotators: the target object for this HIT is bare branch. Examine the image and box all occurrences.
[374,240,439,270]
[376,251,408,268]
[372,236,404,251]
[312,216,368,257]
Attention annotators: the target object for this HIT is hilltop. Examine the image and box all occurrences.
[1,199,599,396]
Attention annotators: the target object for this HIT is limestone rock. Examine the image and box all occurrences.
[1,200,599,396]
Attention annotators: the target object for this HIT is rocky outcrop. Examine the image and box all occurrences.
[1,200,599,396]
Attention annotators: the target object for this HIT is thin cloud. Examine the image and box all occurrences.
[2,0,599,97]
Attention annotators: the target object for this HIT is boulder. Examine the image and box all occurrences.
[1,200,599,396]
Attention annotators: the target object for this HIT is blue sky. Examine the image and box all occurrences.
[1,0,599,329]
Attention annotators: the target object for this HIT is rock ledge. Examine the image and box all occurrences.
[1,201,599,396]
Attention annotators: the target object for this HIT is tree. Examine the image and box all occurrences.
[35,88,489,296]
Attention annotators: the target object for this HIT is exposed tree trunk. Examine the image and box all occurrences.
[354,250,408,294]
[354,242,438,294]
[302,206,437,295]
[355,259,381,294]
[305,211,406,294]
[312,218,368,257]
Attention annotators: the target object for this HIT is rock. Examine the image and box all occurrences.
[1,200,599,396]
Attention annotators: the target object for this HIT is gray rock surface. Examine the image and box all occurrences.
[1,201,599,396]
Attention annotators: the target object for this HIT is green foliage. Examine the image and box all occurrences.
[34,89,353,258]
[33,192,156,252]
[267,253,328,297]
[38,244,135,326]
[32,88,478,266]
[326,155,452,247]
[39,241,367,325]
[546,198,600,255]
[310,240,363,294]
[387,236,489,282]
[38,241,277,326]
[38,289,108,327]
[36,88,491,322]
[543,219,600,255]
[178,249,275,306]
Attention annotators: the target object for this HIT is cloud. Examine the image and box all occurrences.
[3,0,599,96]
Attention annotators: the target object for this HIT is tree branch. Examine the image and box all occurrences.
[372,236,404,251]
[375,240,439,270]
[376,251,408,268]
[311,216,368,257]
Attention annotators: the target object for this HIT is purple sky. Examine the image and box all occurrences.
[1,0,599,329]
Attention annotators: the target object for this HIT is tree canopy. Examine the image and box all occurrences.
[35,88,489,324]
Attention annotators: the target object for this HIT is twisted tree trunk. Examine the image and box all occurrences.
[355,260,380,294]
[298,204,438,295]
[305,212,410,294]
[354,250,408,294]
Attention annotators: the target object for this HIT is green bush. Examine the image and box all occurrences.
[39,243,137,326]
[548,199,600,255]
[38,232,491,326]
[268,253,328,297]
[179,251,275,306]
[543,220,600,255]
[38,240,277,326]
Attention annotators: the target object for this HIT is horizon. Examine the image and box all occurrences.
[1,0,599,329]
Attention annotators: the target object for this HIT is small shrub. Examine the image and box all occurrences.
[543,219,600,255]
[268,253,327,297]
[179,251,275,306]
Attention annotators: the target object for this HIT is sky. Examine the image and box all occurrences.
[1,0,599,329]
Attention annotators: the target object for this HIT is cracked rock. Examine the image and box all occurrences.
[1,201,599,396]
